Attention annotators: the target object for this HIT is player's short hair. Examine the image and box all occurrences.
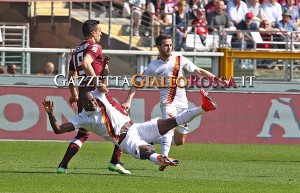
[82,20,100,38]
[78,90,91,106]
[155,34,172,46]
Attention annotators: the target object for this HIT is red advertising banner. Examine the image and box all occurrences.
[0,86,299,144]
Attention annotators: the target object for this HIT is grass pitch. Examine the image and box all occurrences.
[0,141,299,193]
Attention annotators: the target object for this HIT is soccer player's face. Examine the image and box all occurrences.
[159,39,172,57]
[83,93,98,111]
[92,24,102,43]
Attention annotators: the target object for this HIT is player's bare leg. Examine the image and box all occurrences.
[108,145,131,174]
[57,128,90,173]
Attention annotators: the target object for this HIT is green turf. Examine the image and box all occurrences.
[0,141,300,193]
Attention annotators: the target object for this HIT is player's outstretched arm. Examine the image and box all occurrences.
[42,99,75,134]
[194,67,216,79]
[194,67,229,85]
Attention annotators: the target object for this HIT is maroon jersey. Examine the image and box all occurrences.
[69,39,104,92]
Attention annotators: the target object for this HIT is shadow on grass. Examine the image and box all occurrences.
[32,166,149,171]
[0,169,153,178]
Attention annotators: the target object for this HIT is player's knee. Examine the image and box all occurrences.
[139,145,154,160]
[76,128,91,141]
[78,128,90,134]
[174,140,183,146]
[174,130,187,146]
[174,138,185,146]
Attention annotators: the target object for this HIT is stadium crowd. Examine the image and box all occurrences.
[124,0,300,51]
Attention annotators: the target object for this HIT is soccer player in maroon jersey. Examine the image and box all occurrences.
[57,20,130,174]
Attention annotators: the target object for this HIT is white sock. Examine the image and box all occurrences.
[70,138,83,148]
[149,153,161,165]
[175,107,203,126]
[161,130,174,156]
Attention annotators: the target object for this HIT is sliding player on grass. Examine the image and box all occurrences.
[43,89,216,172]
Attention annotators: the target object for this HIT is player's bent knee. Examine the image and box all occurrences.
[174,131,186,146]
[174,138,185,146]
[139,145,155,160]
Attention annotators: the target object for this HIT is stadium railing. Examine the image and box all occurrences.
[0,23,31,74]
[0,46,299,81]
[0,47,223,76]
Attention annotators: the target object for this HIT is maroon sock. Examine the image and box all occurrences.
[59,131,90,168]
[110,145,122,164]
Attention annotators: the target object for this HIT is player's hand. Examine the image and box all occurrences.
[69,96,78,107]
[98,83,109,93]
[103,55,111,69]
[122,101,131,112]
[42,99,54,114]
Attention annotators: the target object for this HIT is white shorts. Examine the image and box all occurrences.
[120,117,161,159]
[160,103,189,134]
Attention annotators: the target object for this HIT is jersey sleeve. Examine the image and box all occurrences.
[70,115,87,130]
[181,56,197,72]
[86,43,102,60]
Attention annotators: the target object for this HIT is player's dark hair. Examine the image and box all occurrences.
[78,90,91,106]
[155,34,172,46]
[82,20,100,38]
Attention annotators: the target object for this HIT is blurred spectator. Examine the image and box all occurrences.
[165,0,176,11]
[122,1,131,18]
[186,0,202,20]
[258,18,279,48]
[128,0,146,36]
[247,0,263,26]
[7,64,18,75]
[278,0,287,6]
[0,66,6,74]
[205,0,219,18]
[145,0,168,36]
[226,0,248,27]
[165,0,175,14]
[37,62,55,76]
[275,9,297,31]
[199,0,207,8]
[164,0,176,34]
[275,9,300,41]
[282,0,300,26]
[174,0,191,51]
[260,0,282,27]
[192,8,208,43]
[207,0,232,33]
[231,12,258,49]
